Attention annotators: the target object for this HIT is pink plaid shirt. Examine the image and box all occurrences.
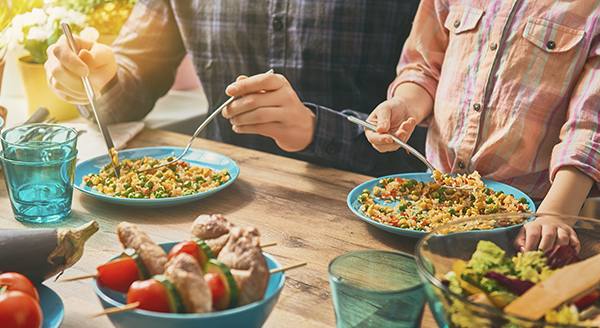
[390,0,600,199]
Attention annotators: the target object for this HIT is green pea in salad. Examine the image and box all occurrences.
[82,156,230,199]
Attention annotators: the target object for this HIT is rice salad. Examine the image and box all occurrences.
[357,171,530,232]
[82,155,231,199]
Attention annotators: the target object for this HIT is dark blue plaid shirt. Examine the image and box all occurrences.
[85,0,426,177]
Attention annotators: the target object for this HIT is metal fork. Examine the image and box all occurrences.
[348,116,473,190]
[140,68,274,172]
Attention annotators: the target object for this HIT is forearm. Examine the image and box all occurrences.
[391,82,434,124]
[537,166,594,216]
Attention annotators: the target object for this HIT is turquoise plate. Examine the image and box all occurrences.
[347,173,536,238]
[74,147,239,207]
[39,284,65,328]
[93,242,284,328]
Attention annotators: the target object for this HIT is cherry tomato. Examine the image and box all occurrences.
[0,272,39,303]
[168,240,198,260]
[126,279,171,313]
[97,257,140,293]
[0,290,43,328]
[204,273,226,307]
[574,289,600,310]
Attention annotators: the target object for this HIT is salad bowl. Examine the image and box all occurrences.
[415,213,600,328]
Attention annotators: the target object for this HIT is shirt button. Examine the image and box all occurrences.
[473,103,481,111]
[272,17,283,30]
[490,42,497,51]
[458,162,465,169]
[547,41,556,50]
[453,20,461,28]
[326,144,336,155]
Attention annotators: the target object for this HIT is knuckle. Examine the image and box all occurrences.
[244,96,257,108]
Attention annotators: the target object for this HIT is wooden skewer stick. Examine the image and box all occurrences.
[269,262,306,274]
[89,301,140,318]
[60,273,99,282]
[62,242,278,283]
[90,262,307,317]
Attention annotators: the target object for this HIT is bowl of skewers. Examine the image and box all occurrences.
[415,213,600,328]
[91,215,288,328]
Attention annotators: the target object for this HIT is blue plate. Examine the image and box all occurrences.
[347,173,536,238]
[39,284,65,328]
[75,147,239,207]
[93,242,285,328]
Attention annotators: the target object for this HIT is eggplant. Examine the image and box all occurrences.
[0,221,99,284]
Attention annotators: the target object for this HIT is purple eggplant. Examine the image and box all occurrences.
[0,221,98,284]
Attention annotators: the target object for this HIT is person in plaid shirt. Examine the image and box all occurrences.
[45,0,427,177]
[365,0,600,253]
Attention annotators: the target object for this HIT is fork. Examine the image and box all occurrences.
[348,116,473,190]
[140,69,274,172]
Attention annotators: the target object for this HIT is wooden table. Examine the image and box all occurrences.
[0,128,437,328]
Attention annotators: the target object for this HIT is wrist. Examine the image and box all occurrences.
[100,75,118,95]
[391,82,433,123]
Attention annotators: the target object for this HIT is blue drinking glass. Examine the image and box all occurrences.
[329,250,426,328]
[1,124,78,162]
[0,149,78,223]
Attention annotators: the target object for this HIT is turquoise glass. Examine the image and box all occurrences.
[1,149,78,223]
[1,124,78,162]
[329,250,426,328]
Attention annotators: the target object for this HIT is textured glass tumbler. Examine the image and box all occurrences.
[1,149,78,223]
[1,124,78,162]
[329,250,426,328]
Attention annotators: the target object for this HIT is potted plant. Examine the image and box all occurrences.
[5,5,99,121]
[0,0,44,99]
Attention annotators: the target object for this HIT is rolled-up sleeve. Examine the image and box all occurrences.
[78,0,187,124]
[551,42,600,189]
[387,0,449,104]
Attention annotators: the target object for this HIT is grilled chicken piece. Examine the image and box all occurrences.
[191,214,233,256]
[117,222,167,276]
[164,253,212,314]
[218,226,269,306]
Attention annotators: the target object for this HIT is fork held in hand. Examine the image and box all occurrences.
[140,69,275,172]
[347,116,473,190]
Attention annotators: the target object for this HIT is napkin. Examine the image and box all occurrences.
[64,121,145,162]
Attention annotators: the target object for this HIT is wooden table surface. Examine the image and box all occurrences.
[0,128,437,328]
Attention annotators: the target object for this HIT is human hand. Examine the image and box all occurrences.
[45,35,117,104]
[364,97,418,153]
[513,216,580,254]
[222,71,316,152]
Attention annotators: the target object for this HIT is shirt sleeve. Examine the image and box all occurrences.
[550,45,600,189]
[387,0,448,107]
[77,0,187,124]
[296,103,428,177]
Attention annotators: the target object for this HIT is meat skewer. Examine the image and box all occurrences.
[90,214,304,317]
[117,222,168,277]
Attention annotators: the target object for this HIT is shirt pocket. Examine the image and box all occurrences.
[522,17,584,53]
[444,6,485,35]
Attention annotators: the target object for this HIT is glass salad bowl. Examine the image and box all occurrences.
[415,213,600,328]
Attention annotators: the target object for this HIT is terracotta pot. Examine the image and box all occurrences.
[16,55,79,122]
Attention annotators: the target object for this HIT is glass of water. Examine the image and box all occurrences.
[329,250,426,328]
[1,124,79,223]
